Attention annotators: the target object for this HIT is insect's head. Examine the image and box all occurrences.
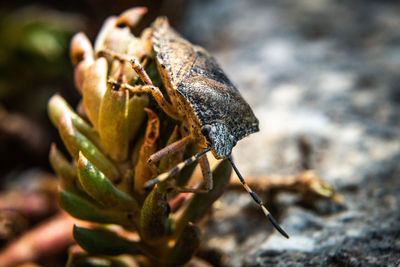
[201,123,237,159]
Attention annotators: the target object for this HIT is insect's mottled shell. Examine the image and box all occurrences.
[152,17,259,159]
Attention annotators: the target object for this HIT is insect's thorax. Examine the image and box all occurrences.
[151,17,259,159]
[171,88,210,149]
[156,61,207,148]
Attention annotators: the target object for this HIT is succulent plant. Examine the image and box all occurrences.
[48,7,231,267]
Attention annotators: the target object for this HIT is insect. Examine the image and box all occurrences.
[101,17,289,238]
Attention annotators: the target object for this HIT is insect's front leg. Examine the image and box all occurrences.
[174,153,213,193]
[98,49,152,84]
[147,135,193,174]
[98,49,182,120]
[110,82,182,120]
[143,149,215,194]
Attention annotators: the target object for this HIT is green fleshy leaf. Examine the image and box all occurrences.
[59,190,119,224]
[73,225,143,256]
[140,186,170,245]
[68,257,111,267]
[82,58,108,129]
[58,114,120,182]
[174,159,231,233]
[68,254,137,267]
[127,93,149,142]
[106,257,137,267]
[165,222,201,266]
[60,188,136,228]
[49,143,77,191]
[77,152,140,217]
[98,86,130,162]
[48,94,101,146]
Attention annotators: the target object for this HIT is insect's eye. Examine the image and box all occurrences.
[230,135,237,147]
[201,125,212,136]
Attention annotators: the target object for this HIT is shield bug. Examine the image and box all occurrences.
[100,17,289,238]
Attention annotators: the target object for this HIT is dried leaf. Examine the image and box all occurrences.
[102,26,134,55]
[134,109,159,195]
[116,7,147,28]
[70,32,94,66]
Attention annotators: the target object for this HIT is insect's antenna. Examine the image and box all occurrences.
[144,147,212,189]
[228,157,289,239]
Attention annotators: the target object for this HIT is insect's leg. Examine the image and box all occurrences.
[147,135,193,173]
[174,153,213,193]
[199,153,213,191]
[110,81,182,121]
[144,147,211,189]
[99,50,181,119]
[129,57,153,85]
[98,49,153,84]
[228,157,289,239]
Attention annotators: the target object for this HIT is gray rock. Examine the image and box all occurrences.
[180,0,400,266]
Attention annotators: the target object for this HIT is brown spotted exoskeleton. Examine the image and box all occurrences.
[101,17,288,238]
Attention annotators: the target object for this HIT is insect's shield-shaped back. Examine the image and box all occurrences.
[47,7,232,267]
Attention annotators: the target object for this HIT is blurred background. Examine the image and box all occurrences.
[1,0,399,266]
[0,0,188,178]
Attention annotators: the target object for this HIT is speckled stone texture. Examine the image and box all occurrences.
[179,0,400,266]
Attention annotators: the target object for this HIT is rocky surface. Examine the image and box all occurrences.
[179,0,400,266]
